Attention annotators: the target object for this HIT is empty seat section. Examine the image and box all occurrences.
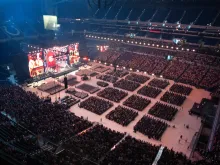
[185,36,200,44]
[181,9,201,24]
[106,7,120,19]
[105,28,118,33]
[196,9,218,25]
[146,32,161,39]
[203,37,219,46]
[129,8,143,21]
[117,7,131,20]
[162,34,173,40]
[167,9,184,23]
[117,29,129,35]
[140,8,155,21]
[136,31,146,37]
[151,8,169,22]
[95,9,109,19]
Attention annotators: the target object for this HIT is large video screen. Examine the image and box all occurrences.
[68,43,80,66]
[28,52,44,77]
[44,49,57,72]
[43,15,58,30]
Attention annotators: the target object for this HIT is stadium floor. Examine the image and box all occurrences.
[24,62,210,158]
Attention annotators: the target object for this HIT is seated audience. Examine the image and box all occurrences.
[97,87,128,102]
[170,83,192,96]
[148,102,178,121]
[149,78,170,89]
[123,95,151,111]
[134,115,168,140]
[106,106,138,126]
[114,79,140,91]
[79,96,113,115]
[138,85,162,98]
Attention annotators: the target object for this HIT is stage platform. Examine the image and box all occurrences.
[37,81,65,95]
[66,88,89,99]
[76,83,100,94]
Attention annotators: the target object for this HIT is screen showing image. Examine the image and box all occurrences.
[28,52,44,77]
[44,49,57,72]
[68,43,80,65]
[43,15,58,30]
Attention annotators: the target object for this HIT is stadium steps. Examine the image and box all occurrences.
[212,10,220,26]
[179,10,186,23]
[194,10,204,25]
[164,10,171,23]
[137,9,145,21]
[103,6,112,19]
[150,9,158,22]
[198,67,210,86]
[115,6,123,20]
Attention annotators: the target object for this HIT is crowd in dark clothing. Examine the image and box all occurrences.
[134,115,168,140]
[149,78,170,89]
[138,85,162,98]
[0,86,92,143]
[107,69,129,78]
[96,74,118,83]
[162,60,189,80]
[106,106,138,126]
[0,85,217,164]
[125,73,150,84]
[64,125,124,162]
[178,64,208,86]
[148,102,179,121]
[95,47,220,89]
[170,83,192,96]
[79,96,113,115]
[97,87,128,102]
[161,91,186,106]
[123,95,151,111]
[114,79,140,91]
[157,147,192,165]
[100,136,160,165]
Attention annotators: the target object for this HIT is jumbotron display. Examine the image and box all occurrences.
[28,43,80,77]
[43,15,58,30]
[28,52,44,77]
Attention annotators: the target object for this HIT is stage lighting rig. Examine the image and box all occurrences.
[88,0,116,8]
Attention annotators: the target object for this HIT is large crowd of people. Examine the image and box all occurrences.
[134,115,168,140]
[0,86,92,143]
[106,106,138,126]
[149,78,170,89]
[94,47,220,89]
[64,125,124,162]
[170,83,193,96]
[97,87,128,102]
[160,91,186,106]
[79,96,113,115]
[162,60,189,80]
[148,102,179,121]
[138,85,162,98]
[100,136,160,165]
[123,95,151,111]
[107,69,129,78]
[114,79,140,91]
[125,73,150,84]
[178,64,208,86]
